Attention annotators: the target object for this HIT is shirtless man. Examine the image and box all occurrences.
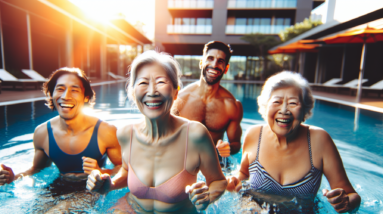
[173,41,243,158]
[0,68,121,212]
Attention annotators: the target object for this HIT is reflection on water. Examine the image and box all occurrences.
[0,82,383,213]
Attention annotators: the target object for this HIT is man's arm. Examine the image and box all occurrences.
[83,122,122,175]
[0,124,52,185]
[226,100,243,154]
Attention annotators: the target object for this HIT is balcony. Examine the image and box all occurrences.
[225,25,290,35]
[168,0,214,9]
[167,25,212,34]
[227,0,297,9]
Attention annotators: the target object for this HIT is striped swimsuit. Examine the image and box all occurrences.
[249,126,322,197]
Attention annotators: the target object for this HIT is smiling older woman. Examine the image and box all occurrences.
[86,50,227,213]
[227,71,361,213]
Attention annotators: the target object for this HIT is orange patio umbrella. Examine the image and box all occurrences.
[268,40,319,55]
[323,26,383,103]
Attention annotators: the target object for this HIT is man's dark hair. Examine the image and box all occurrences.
[203,41,233,65]
[42,67,95,110]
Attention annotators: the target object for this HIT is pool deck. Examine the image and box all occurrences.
[1,79,383,113]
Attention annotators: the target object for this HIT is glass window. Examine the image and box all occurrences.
[275,18,284,25]
[284,18,291,25]
[206,18,212,25]
[190,18,196,25]
[253,18,260,25]
[183,18,190,25]
[197,18,205,25]
[235,18,247,25]
[247,18,253,25]
[175,18,181,25]
[260,18,271,25]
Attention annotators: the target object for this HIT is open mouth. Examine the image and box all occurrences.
[275,118,292,126]
[59,103,74,109]
[144,101,163,108]
[207,68,221,77]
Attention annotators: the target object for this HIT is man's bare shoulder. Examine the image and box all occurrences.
[178,82,199,98]
[98,121,118,147]
[34,119,51,149]
[217,86,243,118]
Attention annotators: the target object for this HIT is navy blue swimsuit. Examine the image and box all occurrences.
[47,119,107,174]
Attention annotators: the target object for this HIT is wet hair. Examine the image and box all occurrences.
[42,67,95,110]
[126,50,182,104]
[203,41,233,65]
[257,71,314,122]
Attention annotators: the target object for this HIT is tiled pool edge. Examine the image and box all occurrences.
[313,95,383,113]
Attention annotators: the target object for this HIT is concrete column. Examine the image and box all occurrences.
[26,12,33,70]
[295,0,313,23]
[0,7,5,69]
[100,30,107,79]
[65,19,74,67]
[314,50,321,83]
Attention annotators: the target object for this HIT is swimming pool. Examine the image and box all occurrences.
[0,82,382,213]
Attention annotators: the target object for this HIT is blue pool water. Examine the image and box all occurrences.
[0,82,382,213]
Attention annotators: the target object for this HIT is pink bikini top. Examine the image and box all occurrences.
[128,123,197,204]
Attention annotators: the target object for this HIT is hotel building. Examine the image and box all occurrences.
[154,0,321,79]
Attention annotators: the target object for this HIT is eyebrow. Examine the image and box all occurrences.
[55,84,81,89]
[272,96,299,99]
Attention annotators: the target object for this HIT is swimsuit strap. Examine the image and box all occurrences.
[184,122,190,169]
[256,126,263,161]
[129,125,133,164]
[307,126,314,169]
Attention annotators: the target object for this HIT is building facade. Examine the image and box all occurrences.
[0,0,151,83]
[155,0,315,79]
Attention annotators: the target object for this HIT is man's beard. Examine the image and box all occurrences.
[202,66,224,85]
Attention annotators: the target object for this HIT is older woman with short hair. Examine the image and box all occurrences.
[86,50,227,213]
[227,71,361,213]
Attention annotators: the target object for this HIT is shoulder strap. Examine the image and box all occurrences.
[256,126,263,161]
[129,125,133,164]
[47,121,55,156]
[184,122,190,169]
[88,119,102,148]
[307,126,314,168]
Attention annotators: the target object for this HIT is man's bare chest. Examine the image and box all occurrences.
[180,98,230,132]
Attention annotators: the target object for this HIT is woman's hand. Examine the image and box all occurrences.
[186,181,210,211]
[323,188,355,213]
[82,157,101,174]
[0,164,15,185]
[226,176,242,192]
[216,140,230,158]
[86,170,112,194]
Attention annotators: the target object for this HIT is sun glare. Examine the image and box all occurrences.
[69,0,124,23]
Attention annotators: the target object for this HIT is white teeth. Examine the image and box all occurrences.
[276,119,291,123]
[208,69,217,74]
[145,102,163,107]
[60,104,74,108]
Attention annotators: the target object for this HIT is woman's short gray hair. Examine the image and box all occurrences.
[257,71,314,122]
[126,50,182,104]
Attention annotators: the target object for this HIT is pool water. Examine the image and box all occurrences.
[0,82,382,213]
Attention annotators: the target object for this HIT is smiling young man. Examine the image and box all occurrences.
[173,41,243,158]
[0,68,122,212]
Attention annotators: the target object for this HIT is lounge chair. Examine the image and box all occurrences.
[22,69,47,82]
[108,71,126,80]
[0,69,40,90]
[310,78,343,91]
[349,80,383,97]
[332,79,368,94]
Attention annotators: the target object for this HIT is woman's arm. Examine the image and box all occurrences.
[186,122,227,211]
[227,125,260,192]
[315,128,361,213]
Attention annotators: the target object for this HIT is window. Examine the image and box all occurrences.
[175,17,211,25]
[235,18,247,25]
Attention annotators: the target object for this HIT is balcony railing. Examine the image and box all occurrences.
[167,25,212,34]
[168,0,214,9]
[226,25,290,35]
[227,0,297,9]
